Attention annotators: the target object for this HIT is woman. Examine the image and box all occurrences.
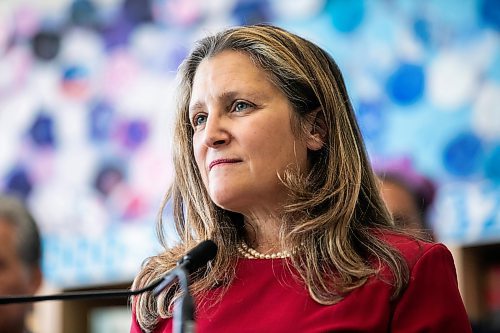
[131,25,471,332]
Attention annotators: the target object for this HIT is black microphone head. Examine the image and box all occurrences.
[181,240,218,273]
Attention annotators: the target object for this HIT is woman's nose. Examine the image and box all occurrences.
[203,115,230,148]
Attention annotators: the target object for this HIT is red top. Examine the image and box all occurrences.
[131,234,472,332]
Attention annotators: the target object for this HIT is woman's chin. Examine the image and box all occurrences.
[210,192,246,213]
[212,199,242,213]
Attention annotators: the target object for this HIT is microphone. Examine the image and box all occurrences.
[0,240,218,305]
[153,239,218,333]
[179,239,218,270]
[153,239,218,296]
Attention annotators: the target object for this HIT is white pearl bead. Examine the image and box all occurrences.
[237,241,291,259]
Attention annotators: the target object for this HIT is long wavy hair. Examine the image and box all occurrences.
[132,24,410,332]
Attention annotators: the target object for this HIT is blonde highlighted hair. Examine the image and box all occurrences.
[132,24,409,332]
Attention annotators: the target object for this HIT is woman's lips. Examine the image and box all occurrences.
[209,159,241,171]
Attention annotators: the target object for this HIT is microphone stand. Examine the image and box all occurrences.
[152,258,196,333]
[172,266,195,333]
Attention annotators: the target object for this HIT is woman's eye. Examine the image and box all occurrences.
[193,114,207,127]
[234,101,251,112]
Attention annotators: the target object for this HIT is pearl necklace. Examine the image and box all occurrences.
[237,240,291,259]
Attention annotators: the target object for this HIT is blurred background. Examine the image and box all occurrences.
[0,0,499,332]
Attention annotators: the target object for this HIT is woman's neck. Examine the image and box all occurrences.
[242,211,284,253]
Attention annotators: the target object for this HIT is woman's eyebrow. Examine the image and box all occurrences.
[219,90,267,102]
[188,101,204,115]
[189,90,267,114]
[188,91,238,114]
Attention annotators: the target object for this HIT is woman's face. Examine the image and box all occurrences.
[189,50,310,215]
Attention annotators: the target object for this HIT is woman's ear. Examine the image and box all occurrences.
[305,107,327,151]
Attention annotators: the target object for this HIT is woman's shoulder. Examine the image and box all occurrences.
[376,230,450,269]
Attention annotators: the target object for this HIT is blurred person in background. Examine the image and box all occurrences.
[375,158,436,241]
[0,194,43,333]
[376,160,500,333]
